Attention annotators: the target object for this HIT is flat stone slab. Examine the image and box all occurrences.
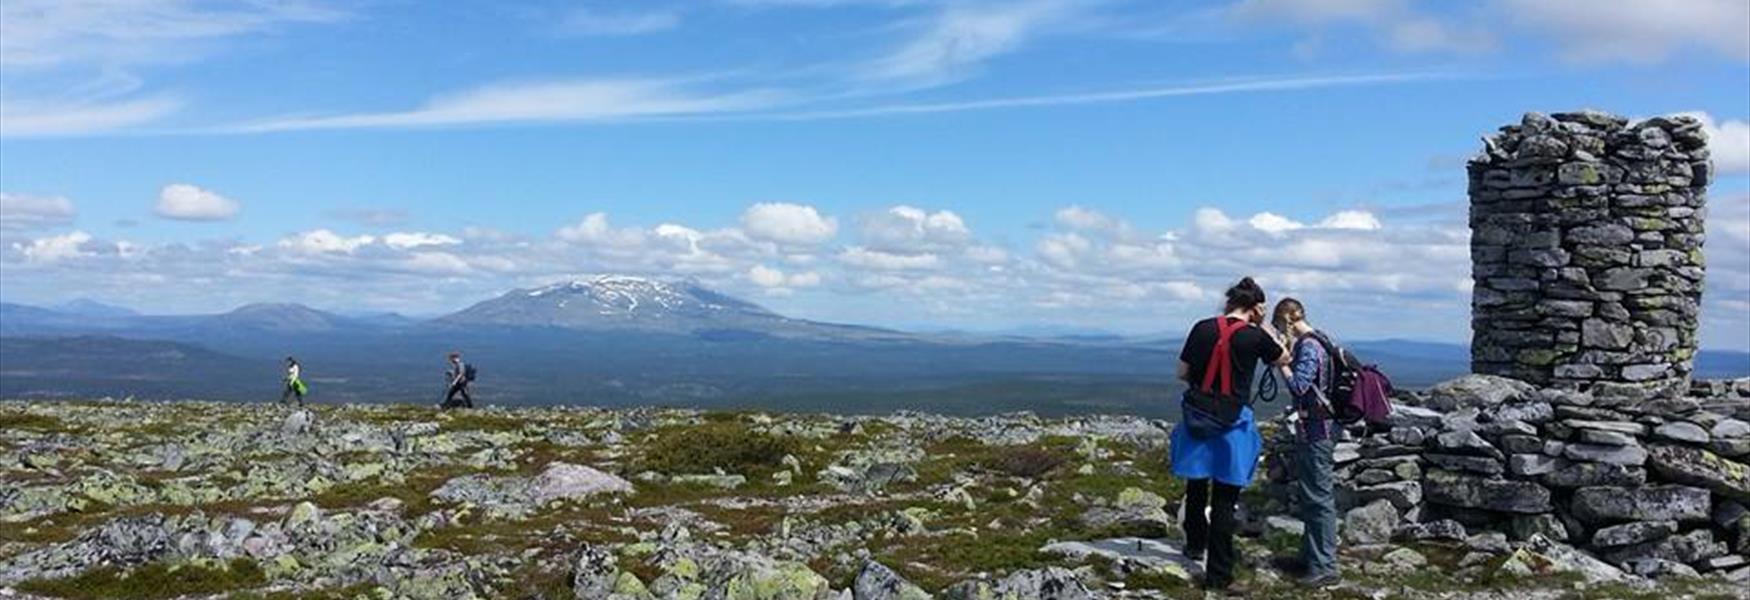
[1040,537,1201,581]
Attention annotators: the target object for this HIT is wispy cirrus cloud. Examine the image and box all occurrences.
[231,78,787,132]
[861,0,1086,87]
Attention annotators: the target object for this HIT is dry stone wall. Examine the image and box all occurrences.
[1259,375,1750,581]
[1468,111,1711,401]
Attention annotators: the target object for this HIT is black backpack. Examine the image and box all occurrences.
[1308,331,1365,425]
[464,364,478,382]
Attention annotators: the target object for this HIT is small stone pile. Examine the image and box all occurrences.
[1261,374,1750,580]
[1468,111,1711,399]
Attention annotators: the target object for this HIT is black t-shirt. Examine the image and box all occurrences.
[1179,316,1285,402]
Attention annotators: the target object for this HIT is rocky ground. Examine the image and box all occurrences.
[1,385,1746,599]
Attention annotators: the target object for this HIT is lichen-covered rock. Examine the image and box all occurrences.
[1423,469,1552,514]
[1646,443,1750,502]
[1570,485,1710,525]
[852,561,931,600]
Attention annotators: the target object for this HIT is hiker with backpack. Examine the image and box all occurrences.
[280,356,307,407]
[1170,277,1291,593]
[1272,298,1340,587]
[442,352,475,409]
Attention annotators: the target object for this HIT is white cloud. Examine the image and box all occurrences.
[383,232,462,250]
[1055,205,1124,234]
[238,78,783,132]
[13,230,93,262]
[1497,0,1749,63]
[1320,210,1383,230]
[154,183,240,221]
[1248,212,1304,234]
[556,213,647,248]
[1682,111,1750,175]
[741,203,838,245]
[864,0,1079,86]
[748,264,823,288]
[0,193,76,230]
[558,8,681,36]
[861,205,971,253]
[278,229,376,255]
[0,95,181,137]
[839,246,941,270]
[0,0,345,68]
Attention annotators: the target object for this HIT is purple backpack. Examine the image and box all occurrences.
[1310,332,1394,426]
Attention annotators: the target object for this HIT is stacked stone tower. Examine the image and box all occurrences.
[1468,111,1710,400]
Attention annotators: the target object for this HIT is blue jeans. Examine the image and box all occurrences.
[1294,436,1338,577]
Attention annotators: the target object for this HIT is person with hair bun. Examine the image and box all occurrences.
[1170,276,1291,592]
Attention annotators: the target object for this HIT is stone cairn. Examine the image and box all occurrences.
[1468,111,1710,401]
[1260,376,1750,580]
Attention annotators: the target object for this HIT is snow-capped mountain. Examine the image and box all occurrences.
[439,275,860,336]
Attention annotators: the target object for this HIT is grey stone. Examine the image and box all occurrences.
[1713,418,1750,439]
[1652,421,1710,444]
[854,561,932,600]
[1508,513,1570,542]
[1426,453,1505,475]
[1427,375,1535,411]
[1591,520,1677,547]
[1582,319,1635,349]
[1466,532,1511,554]
[1577,429,1637,446]
[1508,453,1564,477]
[1604,529,1727,567]
[1343,499,1400,545]
[1424,469,1552,514]
[1542,463,1646,488]
[1434,430,1505,459]
[1570,485,1711,524]
[1396,519,1467,542]
[1353,481,1422,510]
[1645,443,1750,502]
[1563,443,1647,466]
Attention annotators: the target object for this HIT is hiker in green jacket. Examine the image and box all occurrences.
[280,356,307,406]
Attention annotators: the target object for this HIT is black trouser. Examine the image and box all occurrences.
[280,383,304,406]
[443,381,472,409]
[1183,478,1242,586]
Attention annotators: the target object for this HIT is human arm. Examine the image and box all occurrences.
[1286,340,1322,398]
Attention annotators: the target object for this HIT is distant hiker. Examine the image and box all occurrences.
[1272,298,1340,587]
[442,352,474,409]
[1170,276,1290,592]
[280,356,307,407]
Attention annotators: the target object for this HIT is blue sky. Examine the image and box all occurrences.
[1,0,1748,348]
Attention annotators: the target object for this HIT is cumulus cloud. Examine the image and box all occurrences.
[154,184,240,221]
[1682,112,1750,175]
[747,264,822,289]
[839,246,941,270]
[12,230,93,262]
[860,205,971,253]
[279,229,376,255]
[0,193,76,230]
[741,203,838,245]
[383,232,462,250]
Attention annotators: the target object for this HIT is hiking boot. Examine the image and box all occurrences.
[1297,571,1340,588]
[1270,555,1305,576]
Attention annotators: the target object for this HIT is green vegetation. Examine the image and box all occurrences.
[637,421,802,477]
[18,559,267,600]
[0,411,64,432]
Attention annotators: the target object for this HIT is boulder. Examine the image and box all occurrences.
[1590,521,1677,547]
[529,462,636,503]
[1433,430,1504,458]
[1343,500,1400,545]
[853,561,931,600]
[1652,421,1710,444]
[1424,469,1553,514]
[1562,443,1647,466]
[1570,485,1710,525]
[1645,443,1750,502]
[1396,519,1468,542]
[1427,375,1535,412]
[1541,463,1646,488]
[1603,529,1727,567]
[1497,534,1627,583]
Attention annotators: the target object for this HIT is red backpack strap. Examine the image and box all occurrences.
[1200,317,1249,396]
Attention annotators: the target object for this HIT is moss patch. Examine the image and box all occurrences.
[17,559,267,600]
[637,421,802,478]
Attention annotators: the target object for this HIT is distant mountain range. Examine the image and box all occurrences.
[2,275,1746,416]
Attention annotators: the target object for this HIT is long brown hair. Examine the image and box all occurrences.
[1272,297,1305,334]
